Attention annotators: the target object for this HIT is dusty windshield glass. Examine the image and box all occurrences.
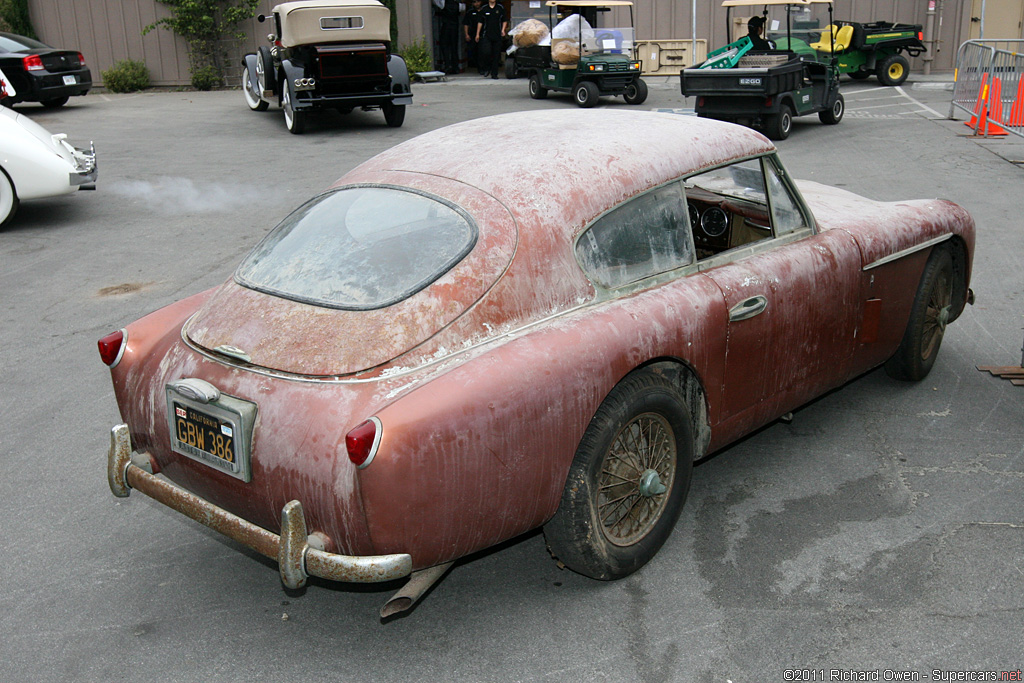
[236,186,477,310]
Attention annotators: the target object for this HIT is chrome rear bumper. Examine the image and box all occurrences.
[106,424,412,588]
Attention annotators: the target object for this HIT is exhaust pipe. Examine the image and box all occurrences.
[380,561,454,618]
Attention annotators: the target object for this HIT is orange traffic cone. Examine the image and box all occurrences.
[1008,78,1024,127]
[965,73,988,128]
[983,76,1008,135]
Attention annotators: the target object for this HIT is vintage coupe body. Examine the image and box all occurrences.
[0,102,97,226]
[242,0,413,133]
[101,111,974,616]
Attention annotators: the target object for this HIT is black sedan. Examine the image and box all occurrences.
[0,32,91,107]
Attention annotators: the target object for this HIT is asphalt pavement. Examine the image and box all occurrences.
[1,74,1022,682]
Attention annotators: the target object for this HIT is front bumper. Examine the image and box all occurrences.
[106,424,412,588]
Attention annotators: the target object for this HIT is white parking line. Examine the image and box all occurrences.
[895,85,944,118]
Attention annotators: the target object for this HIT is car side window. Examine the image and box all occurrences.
[685,159,773,260]
[764,156,808,236]
[575,181,693,289]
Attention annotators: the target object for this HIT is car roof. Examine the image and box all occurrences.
[273,0,384,12]
[342,110,775,240]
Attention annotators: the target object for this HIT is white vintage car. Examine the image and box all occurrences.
[0,74,97,227]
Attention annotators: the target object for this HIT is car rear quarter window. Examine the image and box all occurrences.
[235,186,477,310]
[575,181,694,289]
[0,34,46,52]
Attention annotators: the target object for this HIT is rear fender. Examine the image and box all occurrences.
[387,54,413,103]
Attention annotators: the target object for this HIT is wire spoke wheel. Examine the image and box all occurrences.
[921,267,952,361]
[598,413,676,546]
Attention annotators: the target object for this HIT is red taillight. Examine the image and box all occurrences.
[76,52,86,67]
[22,55,44,71]
[98,330,126,367]
[918,32,923,41]
[345,418,380,468]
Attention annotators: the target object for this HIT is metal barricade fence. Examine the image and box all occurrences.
[949,39,1024,139]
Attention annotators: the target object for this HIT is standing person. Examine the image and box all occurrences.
[475,0,507,79]
[438,0,462,74]
[463,0,483,75]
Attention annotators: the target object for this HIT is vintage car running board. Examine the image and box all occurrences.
[106,424,413,587]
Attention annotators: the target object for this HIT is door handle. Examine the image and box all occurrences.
[729,295,768,322]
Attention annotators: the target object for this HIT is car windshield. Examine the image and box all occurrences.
[0,33,49,52]
[235,186,477,310]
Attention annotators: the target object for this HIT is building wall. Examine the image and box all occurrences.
[25,0,992,87]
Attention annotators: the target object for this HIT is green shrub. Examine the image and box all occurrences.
[399,36,433,76]
[0,0,37,39]
[190,65,220,91]
[101,60,150,93]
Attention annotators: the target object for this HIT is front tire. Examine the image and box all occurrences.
[819,93,844,125]
[622,79,648,105]
[544,369,694,580]
[574,80,599,108]
[885,248,954,381]
[529,73,548,99]
[877,53,910,87]
[282,87,305,134]
[0,167,19,228]
[242,66,269,111]
[765,104,793,140]
[382,102,405,127]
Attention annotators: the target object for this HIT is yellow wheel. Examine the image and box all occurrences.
[877,54,909,87]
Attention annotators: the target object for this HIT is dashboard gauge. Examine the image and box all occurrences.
[688,204,700,228]
[701,207,729,238]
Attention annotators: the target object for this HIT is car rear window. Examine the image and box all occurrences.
[235,186,477,310]
[0,34,48,52]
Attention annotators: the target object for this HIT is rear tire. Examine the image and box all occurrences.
[765,104,793,140]
[574,80,599,108]
[543,369,694,580]
[382,102,405,127]
[877,53,909,87]
[40,96,69,108]
[505,56,518,79]
[282,87,305,134]
[819,93,844,125]
[529,73,548,99]
[884,248,954,381]
[0,167,19,228]
[622,79,648,105]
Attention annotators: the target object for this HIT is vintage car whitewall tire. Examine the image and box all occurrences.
[885,248,954,381]
[242,66,269,112]
[544,369,694,580]
[0,167,18,227]
[282,88,305,134]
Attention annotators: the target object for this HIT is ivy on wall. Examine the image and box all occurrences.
[0,0,38,39]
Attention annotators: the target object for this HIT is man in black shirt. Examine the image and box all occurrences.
[475,0,507,78]
[464,0,483,74]
[438,0,462,73]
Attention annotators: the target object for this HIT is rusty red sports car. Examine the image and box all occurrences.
[100,110,974,617]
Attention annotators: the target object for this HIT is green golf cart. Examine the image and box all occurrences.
[518,0,647,108]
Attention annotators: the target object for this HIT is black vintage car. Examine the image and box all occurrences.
[242,0,413,134]
[0,32,91,108]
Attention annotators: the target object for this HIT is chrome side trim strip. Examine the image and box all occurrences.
[862,234,952,271]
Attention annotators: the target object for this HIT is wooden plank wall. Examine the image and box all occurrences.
[26,0,970,87]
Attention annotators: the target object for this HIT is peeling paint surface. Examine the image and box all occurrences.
[106,111,976,573]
